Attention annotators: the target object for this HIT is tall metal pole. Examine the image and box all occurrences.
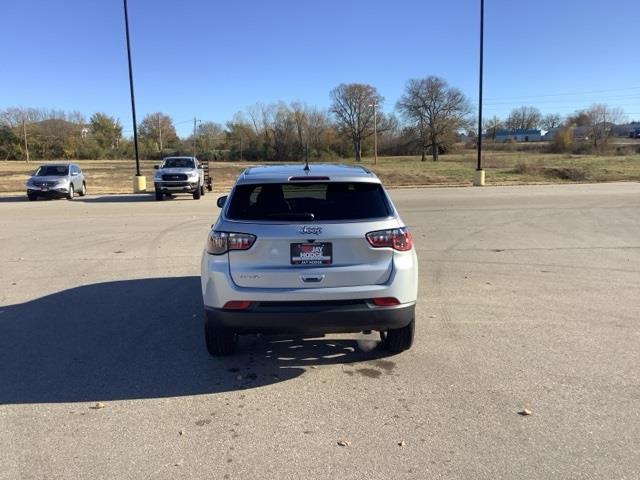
[123,0,140,176]
[370,103,378,165]
[373,104,378,165]
[193,117,198,157]
[22,117,30,164]
[476,0,484,172]
[158,114,162,153]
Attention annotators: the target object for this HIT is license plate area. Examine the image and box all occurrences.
[290,242,332,265]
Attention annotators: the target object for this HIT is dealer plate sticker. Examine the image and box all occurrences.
[290,243,332,265]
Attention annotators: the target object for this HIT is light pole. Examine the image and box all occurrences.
[474,0,485,186]
[369,103,378,165]
[192,117,201,158]
[123,0,145,192]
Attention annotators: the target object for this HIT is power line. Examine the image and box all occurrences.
[483,85,640,102]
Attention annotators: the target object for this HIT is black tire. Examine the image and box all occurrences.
[200,185,205,196]
[79,182,87,197]
[155,191,163,201]
[205,317,237,356]
[27,193,37,201]
[66,184,74,200]
[207,183,213,192]
[381,318,415,353]
[193,188,201,200]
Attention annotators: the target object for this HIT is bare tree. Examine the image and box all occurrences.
[483,116,503,140]
[330,83,382,161]
[505,106,542,130]
[584,104,625,150]
[540,113,562,130]
[396,76,472,161]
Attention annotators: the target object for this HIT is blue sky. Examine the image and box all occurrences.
[3,0,639,137]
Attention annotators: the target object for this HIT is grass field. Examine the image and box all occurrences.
[1,152,639,195]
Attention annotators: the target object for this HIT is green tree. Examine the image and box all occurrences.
[139,113,179,157]
[90,113,122,151]
[0,124,21,160]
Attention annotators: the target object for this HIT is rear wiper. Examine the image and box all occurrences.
[265,212,315,220]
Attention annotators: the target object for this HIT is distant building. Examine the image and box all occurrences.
[544,127,589,141]
[612,122,640,137]
[494,129,543,142]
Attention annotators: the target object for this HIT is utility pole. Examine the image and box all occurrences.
[369,103,378,165]
[192,117,198,158]
[22,117,30,164]
[474,0,486,186]
[123,0,144,192]
[158,114,163,152]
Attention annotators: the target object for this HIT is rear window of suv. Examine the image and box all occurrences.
[226,182,392,221]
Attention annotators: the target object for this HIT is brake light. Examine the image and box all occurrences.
[366,227,413,251]
[372,297,400,306]
[206,231,256,255]
[223,300,252,310]
[288,176,330,181]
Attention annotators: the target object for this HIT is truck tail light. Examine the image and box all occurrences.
[366,227,413,251]
[206,231,256,255]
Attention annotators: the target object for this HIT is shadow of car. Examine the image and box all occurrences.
[0,276,390,404]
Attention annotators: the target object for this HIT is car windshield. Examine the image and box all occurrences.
[34,165,69,176]
[226,182,391,221]
[162,158,194,168]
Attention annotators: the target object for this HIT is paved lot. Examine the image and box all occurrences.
[1,183,639,479]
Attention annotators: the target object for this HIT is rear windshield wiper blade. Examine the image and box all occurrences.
[265,212,315,220]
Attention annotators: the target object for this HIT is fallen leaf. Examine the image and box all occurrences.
[337,440,351,447]
[90,402,106,409]
[429,315,436,318]
[179,429,185,435]
[398,440,406,447]
[518,408,532,416]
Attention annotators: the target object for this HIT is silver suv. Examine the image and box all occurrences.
[201,164,418,355]
[153,156,205,201]
[26,163,86,201]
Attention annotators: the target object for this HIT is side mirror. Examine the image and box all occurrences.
[216,195,228,208]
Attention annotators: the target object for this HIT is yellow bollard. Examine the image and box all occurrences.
[473,169,485,186]
[133,175,147,193]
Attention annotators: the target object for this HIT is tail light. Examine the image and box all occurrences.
[223,300,253,310]
[366,227,413,251]
[371,297,400,306]
[206,231,256,255]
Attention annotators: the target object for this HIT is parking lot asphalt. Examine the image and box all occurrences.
[1,183,639,479]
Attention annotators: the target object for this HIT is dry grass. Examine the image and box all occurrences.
[1,152,639,195]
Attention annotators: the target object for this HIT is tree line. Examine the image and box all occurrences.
[0,77,632,162]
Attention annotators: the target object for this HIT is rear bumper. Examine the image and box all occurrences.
[205,301,415,334]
